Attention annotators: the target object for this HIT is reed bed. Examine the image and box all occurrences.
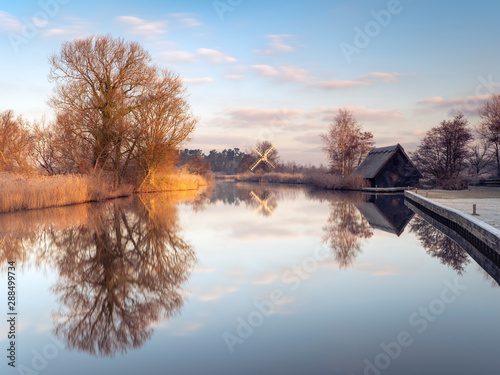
[0,173,133,213]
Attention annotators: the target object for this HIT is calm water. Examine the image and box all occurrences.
[1,182,500,375]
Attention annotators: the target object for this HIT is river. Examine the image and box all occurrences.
[0,181,499,375]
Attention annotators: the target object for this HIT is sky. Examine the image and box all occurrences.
[1,0,500,165]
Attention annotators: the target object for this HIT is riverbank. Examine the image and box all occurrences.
[405,190,500,253]
[411,186,500,230]
[0,172,209,214]
[232,172,367,190]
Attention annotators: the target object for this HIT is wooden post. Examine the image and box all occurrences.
[473,204,478,216]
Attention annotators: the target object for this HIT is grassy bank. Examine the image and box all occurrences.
[235,171,368,190]
[0,169,210,214]
[0,173,133,214]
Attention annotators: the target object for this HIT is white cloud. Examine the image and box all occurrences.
[182,77,214,84]
[225,74,244,80]
[311,79,371,89]
[116,16,167,36]
[169,13,203,27]
[197,48,237,64]
[310,72,400,90]
[161,50,197,63]
[198,286,238,302]
[181,17,202,27]
[225,107,303,123]
[307,106,404,123]
[254,34,294,55]
[0,11,22,33]
[252,64,279,77]
[252,65,310,82]
[42,18,88,38]
[416,95,489,115]
[361,72,400,83]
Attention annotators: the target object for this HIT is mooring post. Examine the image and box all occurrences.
[416,188,418,194]
[472,204,478,216]
[426,192,429,198]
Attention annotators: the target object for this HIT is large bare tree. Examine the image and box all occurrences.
[478,94,500,177]
[49,35,197,186]
[412,113,472,185]
[321,109,374,177]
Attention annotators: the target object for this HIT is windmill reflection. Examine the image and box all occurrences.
[50,195,196,357]
[250,190,275,216]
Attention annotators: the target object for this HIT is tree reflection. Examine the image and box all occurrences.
[50,195,196,357]
[409,216,470,275]
[323,199,373,269]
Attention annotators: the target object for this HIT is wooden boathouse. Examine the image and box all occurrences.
[355,144,421,188]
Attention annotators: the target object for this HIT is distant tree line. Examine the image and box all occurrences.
[178,142,308,175]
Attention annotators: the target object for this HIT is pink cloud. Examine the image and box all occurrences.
[308,106,404,123]
[416,95,489,115]
[116,16,167,36]
[310,72,400,90]
[225,107,303,122]
[161,50,197,63]
[225,74,244,80]
[251,65,310,82]
[197,48,237,64]
[253,34,294,55]
[182,77,213,84]
[310,79,371,89]
[361,72,400,83]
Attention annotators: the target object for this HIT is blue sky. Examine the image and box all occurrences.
[1,0,500,164]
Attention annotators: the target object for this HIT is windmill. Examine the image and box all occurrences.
[249,145,275,171]
[250,191,274,216]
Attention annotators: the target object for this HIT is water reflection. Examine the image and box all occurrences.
[355,194,414,236]
[0,192,198,357]
[409,216,470,275]
[322,198,373,269]
[306,190,373,268]
[210,182,300,216]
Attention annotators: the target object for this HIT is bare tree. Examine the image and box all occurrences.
[32,120,58,175]
[478,94,500,177]
[321,109,374,177]
[412,113,472,186]
[49,35,196,186]
[0,110,33,173]
[467,139,493,176]
[132,69,197,186]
